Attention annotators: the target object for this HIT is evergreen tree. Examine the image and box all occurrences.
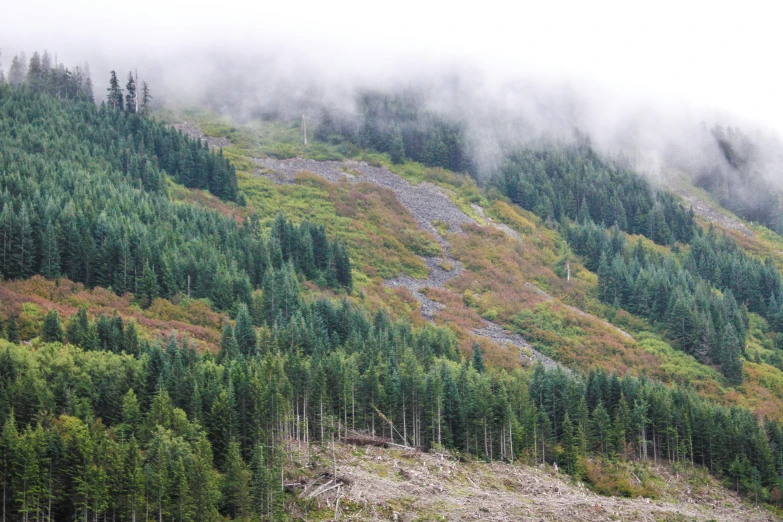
[218,321,240,363]
[106,70,123,110]
[234,304,257,357]
[221,441,251,519]
[8,53,26,86]
[139,262,160,309]
[39,219,61,278]
[472,343,486,374]
[125,71,136,113]
[389,127,405,164]
[0,413,18,522]
[6,315,19,344]
[559,412,579,474]
[721,324,744,385]
[590,402,612,456]
[14,204,35,279]
[41,309,64,343]
[140,81,152,116]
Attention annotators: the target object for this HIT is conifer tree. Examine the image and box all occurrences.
[39,219,61,279]
[8,53,26,85]
[139,262,160,309]
[6,315,20,344]
[559,412,578,474]
[472,343,486,374]
[234,304,257,357]
[125,71,136,113]
[83,63,94,102]
[41,310,64,343]
[218,321,240,363]
[66,306,91,348]
[389,127,405,164]
[140,81,152,116]
[721,324,744,385]
[14,204,35,279]
[221,441,251,519]
[590,402,612,456]
[0,413,18,522]
[26,51,43,91]
[106,71,123,110]
[122,435,145,522]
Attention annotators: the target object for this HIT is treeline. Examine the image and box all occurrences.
[0,84,350,310]
[1,54,237,200]
[317,89,473,173]
[567,222,747,382]
[1,49,94,102]
[4,294,783,518]
[496,145,696,246]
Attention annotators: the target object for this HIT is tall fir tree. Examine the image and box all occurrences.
[125,71,136,113]
[106,70,123,110]
[41,310,64,343]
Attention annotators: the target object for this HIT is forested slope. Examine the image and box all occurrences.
[3,53,783,521]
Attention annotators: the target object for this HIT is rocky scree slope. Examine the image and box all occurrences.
[255,156,559,369]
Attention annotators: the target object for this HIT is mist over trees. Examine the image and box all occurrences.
[687,125,783,234]
[6,43,783,519]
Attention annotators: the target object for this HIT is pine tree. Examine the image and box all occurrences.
[123,320,140,356]
[389,127,405,164]
[6,315,19,344]
[590,402,612,456]
[146,427,172,522]
[107,71,123,110]
[83,63,94,102]
[721,324,744,385]
[39,219,61,278]
[472,343,486,374]
[614,393,632,457]
[559,412,579,475]
[14,204,35,279]
[41,309,64,343]
[221,441,251,519]
[140,81,152,116]
[122,436,145,522]
[0,413,19,522]
[125,71,137,113]
[8,53,27,85]
[234,304,258,357]
[26,51,43,91]
[139,262,160,309]
[218,321,240,363]
[66,306,91,348]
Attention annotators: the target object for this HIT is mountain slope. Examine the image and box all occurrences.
[4,74,783,521]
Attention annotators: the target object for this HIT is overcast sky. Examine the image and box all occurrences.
[1,0,781,133]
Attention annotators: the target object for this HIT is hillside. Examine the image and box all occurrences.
[4,60,783,522]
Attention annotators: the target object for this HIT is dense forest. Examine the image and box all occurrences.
[5,50,783,520]
[4,300,783,519]
[496,145,696,245]
[490,144,783,382]
[0,65,351,312]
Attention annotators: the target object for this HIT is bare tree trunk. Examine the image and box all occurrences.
[402,395,407,445]
[509,421,514,462]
